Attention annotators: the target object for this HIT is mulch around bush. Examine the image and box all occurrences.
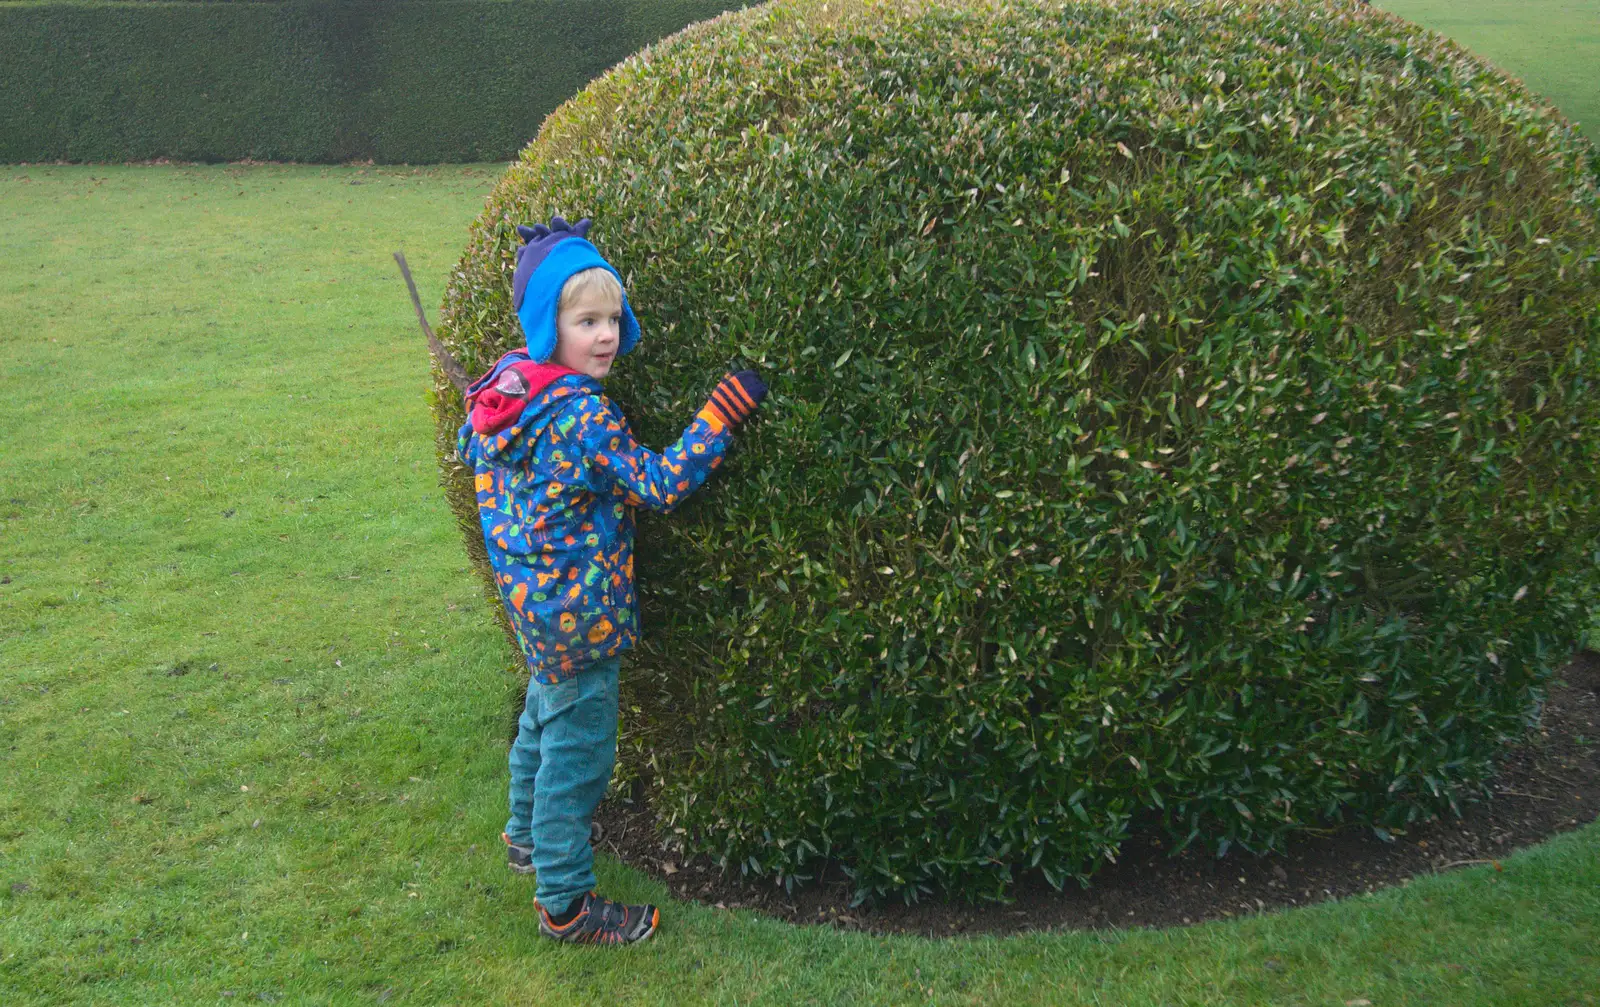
[595,653,1600,937]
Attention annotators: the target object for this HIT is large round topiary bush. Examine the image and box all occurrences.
[432,0,1600,902]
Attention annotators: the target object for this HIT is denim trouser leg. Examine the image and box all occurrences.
[504,658,619,916]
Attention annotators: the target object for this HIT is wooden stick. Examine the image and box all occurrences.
[1536,771,1580,788]
[393,251,470,393]
[1496,790,1555,801]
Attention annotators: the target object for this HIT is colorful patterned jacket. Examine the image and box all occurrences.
[456,352,737,683]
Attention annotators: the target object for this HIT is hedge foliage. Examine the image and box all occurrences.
[0,1,739,164]
[433,0,1600,902]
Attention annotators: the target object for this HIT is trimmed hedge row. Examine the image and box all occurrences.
[435,0,1600,903]
[0,1,740,164]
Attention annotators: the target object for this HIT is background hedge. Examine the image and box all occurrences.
[0,1,741,164]
[434,0,1600,903]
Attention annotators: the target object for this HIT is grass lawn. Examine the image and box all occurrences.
[2,9,1599,1002]
[1378,0,1600,140]
[4,161,1598,1007]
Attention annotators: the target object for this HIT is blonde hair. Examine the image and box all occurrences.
[559,267,623,310]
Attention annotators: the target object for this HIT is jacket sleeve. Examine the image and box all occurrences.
[568,393,738,514]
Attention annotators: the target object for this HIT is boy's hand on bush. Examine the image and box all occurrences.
[728,369,768,408]
[702,370,767,428]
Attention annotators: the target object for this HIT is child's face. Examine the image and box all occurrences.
[552,286,623,380]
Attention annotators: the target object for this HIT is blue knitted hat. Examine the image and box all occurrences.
[511,216,641,364]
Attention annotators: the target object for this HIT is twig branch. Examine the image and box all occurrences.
[1436,858,1498,871]
[393,251,470,394]
[1535,770,1579,788]
[1496,790,1555,801]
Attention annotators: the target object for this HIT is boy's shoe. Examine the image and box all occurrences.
[538,891,660,945]
[503,822,606,874]
[504,832,536,875]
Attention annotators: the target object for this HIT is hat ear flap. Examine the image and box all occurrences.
[573,218,594,238]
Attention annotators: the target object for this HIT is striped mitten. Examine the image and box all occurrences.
[698,370,767,430]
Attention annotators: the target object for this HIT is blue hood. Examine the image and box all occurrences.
[515,238,641,364]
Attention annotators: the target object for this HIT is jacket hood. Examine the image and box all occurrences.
[459,349,600,464]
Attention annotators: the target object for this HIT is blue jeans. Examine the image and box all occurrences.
[505,658,619,915]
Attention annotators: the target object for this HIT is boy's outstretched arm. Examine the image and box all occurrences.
[574,371,766,513]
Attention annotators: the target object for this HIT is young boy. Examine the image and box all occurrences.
[455,216,765,945]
